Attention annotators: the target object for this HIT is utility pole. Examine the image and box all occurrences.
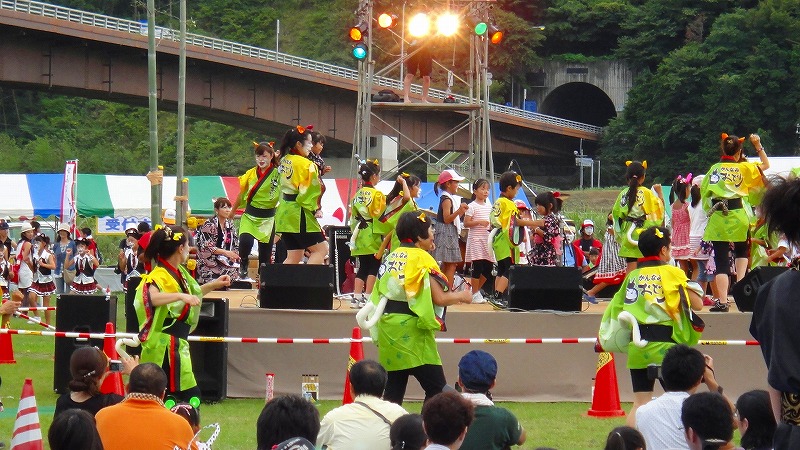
[176,0,187,226]
[146,0,161,223]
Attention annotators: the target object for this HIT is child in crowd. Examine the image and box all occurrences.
[487,172,538,309]
[376,173,421,255]
[433,170,469,287]
[71,237,99,294]
[515,200,533,265]
[463,179,493,304]
[599,226,704,425]
[348,161,386,308]
[584,214,626,303]
[528,191,563,267]
[687,175,715,305]
[587,248,600,269]
[670,174,692,275]
[611,161,665,273]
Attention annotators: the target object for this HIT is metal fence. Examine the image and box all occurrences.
[1,0,603,135]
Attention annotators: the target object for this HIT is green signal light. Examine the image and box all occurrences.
[474,22,487,35]
[352,44,367,60]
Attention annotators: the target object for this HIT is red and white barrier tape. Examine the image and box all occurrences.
[17,307,57,312]
[0,329,761,346]
[13,312,56,330]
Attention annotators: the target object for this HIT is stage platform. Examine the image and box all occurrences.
[205,289,767,402]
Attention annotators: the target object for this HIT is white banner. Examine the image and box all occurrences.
[96,216,153,235]
[60,160,78,230]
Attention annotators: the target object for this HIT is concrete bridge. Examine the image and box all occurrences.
[0,0,605,166]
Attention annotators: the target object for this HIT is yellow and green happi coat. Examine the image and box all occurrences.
[275,154,323,234]
[134,264,201,393]
[490,196,521,263]
[612,186,664,259]
[375,197,419,252]
[349,185,387,256]
[238,165,281,242]
[701,160,764,242]
[599,261,702,369]
[369,245,448,371]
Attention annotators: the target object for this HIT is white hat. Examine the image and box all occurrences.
[20,222,34,233]
[163,208,177,225]
[582,219,594,228]
[57,223,71,234]
[437,169,465,185]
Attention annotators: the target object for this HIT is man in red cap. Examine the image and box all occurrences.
[574,219,602,270]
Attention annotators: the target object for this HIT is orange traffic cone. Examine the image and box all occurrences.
[587,352,625,417]
[100,322,125,396]
[342,327,364,405]
[11,378,43,450]
[0,325,15,364]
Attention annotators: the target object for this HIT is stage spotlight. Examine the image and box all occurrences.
[378,13,399,29]
[487,23,504,44]
[435,12,459,37]
[408,12,430,37]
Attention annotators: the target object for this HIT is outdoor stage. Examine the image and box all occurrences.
[207,290,768,403]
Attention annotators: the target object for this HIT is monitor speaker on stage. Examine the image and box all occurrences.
[732,266,788,312]
[259,264,334,310]
[190,298,228,402]
[327,226,352,294]
[507,265,583,312]
[54,294,117,394]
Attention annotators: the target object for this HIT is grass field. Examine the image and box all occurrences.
[0,293,633,449]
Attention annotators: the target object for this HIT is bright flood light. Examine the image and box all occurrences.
[436,12,459,37]
[408,13,430,37]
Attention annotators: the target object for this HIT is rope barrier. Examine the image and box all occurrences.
[0,329,761,346]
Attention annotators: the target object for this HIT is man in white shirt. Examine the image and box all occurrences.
[317,360,408,450]
[635,345,726,450]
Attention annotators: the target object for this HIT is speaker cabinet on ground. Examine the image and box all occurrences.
[259,264,334,310]
[327,226,352,294]
[190,298,229,402]
[54,294,117,394]
[124,277,142,356]
[732,266,788,312]
[508,265,583,312]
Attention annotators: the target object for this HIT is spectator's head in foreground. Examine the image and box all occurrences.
[735,389,776,450]
[68,346,108,397]
[48,408,103,450]
[681,392,735,450]
[126,362,167,398]
[603,426,646,450]
[390,414,426,450]
[457,350,497,395]
[421,391,474,448]
[661,344,706,393]
[350,359,387,398]
[256,394,320,450]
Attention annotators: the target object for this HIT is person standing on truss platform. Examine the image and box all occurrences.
[403,7,433,104]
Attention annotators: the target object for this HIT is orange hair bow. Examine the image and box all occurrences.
[417,213,427,223]
[721,133,745,144]
[268,141,275,148]
[296,125,305,134]
[252,141,259,149]
[625,160,647,169]
[515,174,522,182]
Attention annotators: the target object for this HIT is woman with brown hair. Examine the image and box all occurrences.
[196,197,240,284]
[54,346,133,417]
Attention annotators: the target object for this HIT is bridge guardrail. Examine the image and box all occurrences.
[1,0,603,136]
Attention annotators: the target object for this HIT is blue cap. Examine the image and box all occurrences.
[458,350,497,392]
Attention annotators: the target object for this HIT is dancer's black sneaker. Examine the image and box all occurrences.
[708,299,729,312]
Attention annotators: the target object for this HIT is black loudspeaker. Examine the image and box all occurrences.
[507,265,583,312]
[327,226,352,294]
[259,264,334,310]
[190,298,229,402]
[732,266,789,312]
[54,295,117,394]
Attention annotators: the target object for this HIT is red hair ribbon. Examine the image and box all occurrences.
[553,191,560,198]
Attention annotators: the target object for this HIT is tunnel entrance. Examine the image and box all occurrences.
[539,82,617,127]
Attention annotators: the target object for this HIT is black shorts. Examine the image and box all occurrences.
[406,47,432,77]
[496,258,512,278]
[630,368,656,393]
[471,259,493,279]
[355,255,381,280]
[281,232,325,251]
